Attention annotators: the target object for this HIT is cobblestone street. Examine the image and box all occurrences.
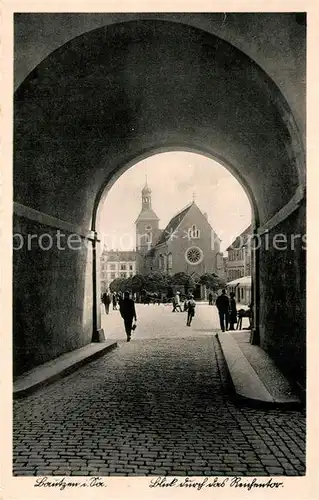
[13,304,306,476]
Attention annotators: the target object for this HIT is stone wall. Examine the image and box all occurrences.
[258,202,306,387]
[13,215,93,377]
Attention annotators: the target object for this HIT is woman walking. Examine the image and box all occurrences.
[119,291,137,342]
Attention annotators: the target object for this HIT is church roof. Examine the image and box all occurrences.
[153,201,222,247]
[154,202,194,246]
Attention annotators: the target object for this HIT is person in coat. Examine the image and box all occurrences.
[229,292,237,330]
[172,291,182,312]
[101,290,111,314]
[112,293,117,310]
[119,291,137,342]
[216,289,229,332]
[186,294,196,326]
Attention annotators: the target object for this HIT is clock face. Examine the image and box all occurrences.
[185,246,203,265]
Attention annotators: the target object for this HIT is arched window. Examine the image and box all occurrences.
[188,224,200,239]
[168,253,173,270]
[159,254,163,269]
[163,254,167,270]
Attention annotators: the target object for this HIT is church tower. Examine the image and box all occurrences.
[135,181,160,274]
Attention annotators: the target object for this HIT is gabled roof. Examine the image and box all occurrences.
[226,225,252,251]
[153,201,222,247]
[154,203,193,246]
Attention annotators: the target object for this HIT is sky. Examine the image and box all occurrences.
[100,152,252,253]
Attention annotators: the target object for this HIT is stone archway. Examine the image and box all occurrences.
[13,18,305,385]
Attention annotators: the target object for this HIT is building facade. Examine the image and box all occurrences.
[227,276,252,306]
[100,250,137,292]
[135,182,224,297]
[226,225,252,282]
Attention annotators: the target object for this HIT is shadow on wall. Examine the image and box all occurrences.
[258,203,306,389]
[13,216,94,377]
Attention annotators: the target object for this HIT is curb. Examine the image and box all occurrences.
[217,333,301,408]
[13,341,118,399]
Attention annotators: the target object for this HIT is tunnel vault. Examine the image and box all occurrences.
[13,19,306,386]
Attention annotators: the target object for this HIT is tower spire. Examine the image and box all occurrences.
[142,179,152,209]
[192,191,196,203]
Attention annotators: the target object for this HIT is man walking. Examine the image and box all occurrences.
[101,290,111,314]
[216,289,229,332]
[186,294,196,326]
[119,291,137,342]
[112,292,117,310]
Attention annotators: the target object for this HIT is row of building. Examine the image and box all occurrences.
[100,182,252,303]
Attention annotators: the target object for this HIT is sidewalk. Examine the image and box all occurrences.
[13,341,117,399]
[217,330,301,407]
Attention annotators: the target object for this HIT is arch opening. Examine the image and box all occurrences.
[97,150,254,337]
[13,17,305,386]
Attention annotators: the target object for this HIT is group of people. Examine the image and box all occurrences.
[208,291,218,306]
[102,287,250,342]
[101,291,124,314]
[216,289,238,332]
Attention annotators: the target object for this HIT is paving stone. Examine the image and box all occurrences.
[52,469,73,475]
[13,470,36,476]
[260,460,282,466]
[13,311,306,477]
[266,466,285,474]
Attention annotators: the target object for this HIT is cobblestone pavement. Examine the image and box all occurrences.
[13,305,305,476]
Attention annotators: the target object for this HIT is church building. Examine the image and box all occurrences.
[135,182,224,295]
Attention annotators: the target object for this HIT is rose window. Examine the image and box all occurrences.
[185,246,203,265]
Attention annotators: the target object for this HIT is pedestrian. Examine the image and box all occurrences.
[208,291,213,306]
[216,289,229,332]
[248,302,253,329]
[112,292,117,310]
[101,290,111,314]
[183,298,188,312]
[117,292,123,307]
[229,292,237,330]
[172,291,182,312]
[186,294,196,326]
[119,291,137,342]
